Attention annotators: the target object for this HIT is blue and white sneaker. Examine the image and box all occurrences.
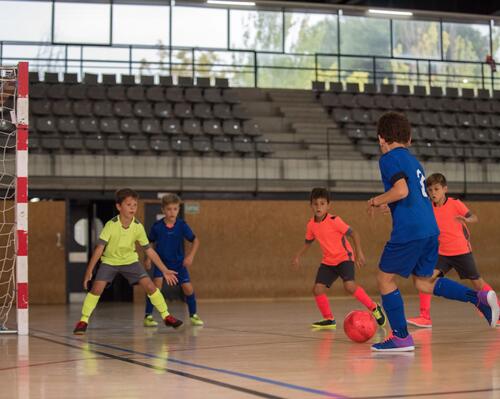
[477,290,500,328]
[371,334,415,352]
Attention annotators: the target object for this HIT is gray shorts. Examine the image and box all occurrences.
[95,262,149,285]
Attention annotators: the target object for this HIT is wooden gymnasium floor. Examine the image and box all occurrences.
[2,297,500,399]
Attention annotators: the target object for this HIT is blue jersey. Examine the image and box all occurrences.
[379,147,439,243]
[149,218,196,268]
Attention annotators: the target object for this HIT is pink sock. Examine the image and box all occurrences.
[315,294,333,320]
[419,292,432,319]
[482,283,493,291]
[353,287,376,311]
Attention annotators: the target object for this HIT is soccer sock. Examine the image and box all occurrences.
[433,277,477,305]
[80,292,100,323]
[419,292,432,319]
[315,294,334,320]
[148,288,170,319]
[185,293,197,317]
[144,296,154,316]
[381,289,408,339]
[353,286,376,311]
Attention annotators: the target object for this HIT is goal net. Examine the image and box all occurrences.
[0,62,28,334]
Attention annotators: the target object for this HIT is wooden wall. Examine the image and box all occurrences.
[150,199,500,299]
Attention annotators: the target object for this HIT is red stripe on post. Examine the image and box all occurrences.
[17,283,28,309]
[17,62,29,97]
[17,127,28,151]
[17,230,28,256]
[17,177,27,203]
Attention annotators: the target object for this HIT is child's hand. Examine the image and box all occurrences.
[144,258,152,270]
[163,269,178,286]
[367,198,376,217]
[355,252,366,269]
[83,271,93,291]
[378,204,391,215]
[183,255,194,267]
[455,215,467,223]
[292,256,300,269]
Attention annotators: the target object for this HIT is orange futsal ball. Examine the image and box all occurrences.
[343,310,377,343]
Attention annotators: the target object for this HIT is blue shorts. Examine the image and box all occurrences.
[152,264,191,285]
[379,235,439,278]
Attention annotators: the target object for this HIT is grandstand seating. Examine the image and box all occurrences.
[317,81,500,162]
[27,72,263,157]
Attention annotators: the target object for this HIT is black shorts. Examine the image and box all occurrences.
[315,262,355,287]
[436,253,480,280]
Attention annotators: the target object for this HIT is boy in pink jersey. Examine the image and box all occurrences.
[407,173,500,327]
[292,188,386,329]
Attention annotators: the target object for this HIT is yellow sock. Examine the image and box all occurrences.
[148,289,169,319]
[80,292,100,323]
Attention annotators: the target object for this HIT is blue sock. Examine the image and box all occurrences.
[186,293,197,317]
[433,277,477,305]
[145,295,154,316]
[382,289,409,339]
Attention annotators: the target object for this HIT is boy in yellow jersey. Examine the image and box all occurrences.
[73,188,183,334]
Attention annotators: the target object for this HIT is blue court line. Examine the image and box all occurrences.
[35,328,351,399]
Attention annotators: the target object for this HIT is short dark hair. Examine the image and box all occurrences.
[310,187,330,203]
[426,173,447,187]
[115,188,138,204]
[377,112,411,144]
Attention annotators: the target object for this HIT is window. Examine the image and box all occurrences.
[284,12,338,54]
[113,4,169,46]
[340,16,390,57]
[442,22,489,61]
[173,7,227,48]
[0,1,52,41]
[393,20,441,59]
[230,10,282,52]
[54,2,110,44]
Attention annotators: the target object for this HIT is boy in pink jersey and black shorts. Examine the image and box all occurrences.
[407,173,500,327]
[292,188,386,329]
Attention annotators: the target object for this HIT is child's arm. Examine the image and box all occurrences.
[456,213,478,224]
[292,242,312,269]
[144,247,178,286]
[368,179,409,209]
[143,242,155,270]
[346,229,366,269]
[83,244,105,290]
[183,237,200,267]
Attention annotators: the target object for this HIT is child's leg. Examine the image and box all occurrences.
[344,280,376,311]
[138,277,170,319]
[181,282,197,317]
[416,270,441,319]
[80,280,107,323]
[377,270,409,338]
[145,277,163,316]
[313,283,334,320]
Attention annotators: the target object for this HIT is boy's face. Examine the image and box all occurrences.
[311,198,329,219]
[427,183,447,205]
[116,196,138,219]
[163,203,180,222]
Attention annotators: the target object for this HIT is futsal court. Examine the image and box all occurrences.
[2,297,499,399]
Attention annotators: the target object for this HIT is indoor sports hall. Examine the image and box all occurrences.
[1,0,500,398]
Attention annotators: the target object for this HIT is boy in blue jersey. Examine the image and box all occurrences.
[369,112,499,352]
[143,193,202,327]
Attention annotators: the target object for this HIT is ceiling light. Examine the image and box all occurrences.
[368,9,413,16]
[207,0,256,6]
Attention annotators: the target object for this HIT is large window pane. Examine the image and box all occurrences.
[82,47,129,76]
[54,2,110,44]
[284,12,337,54]
[257,54,315,88]
[230,10,282,52]
[2,44,66,72]
[132,48,170,76]
[173,7,227,48]
[195,50,254,87]
[113,4,169,46]
[492,25,500,61]
[442,22,489,61]
[0,1,52,42]
[340,16,390,57]
[393,20,441,59]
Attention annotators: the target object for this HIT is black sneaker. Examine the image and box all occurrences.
[311,319,336,329]
[164,315,183,329]
[372,304,387,327]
